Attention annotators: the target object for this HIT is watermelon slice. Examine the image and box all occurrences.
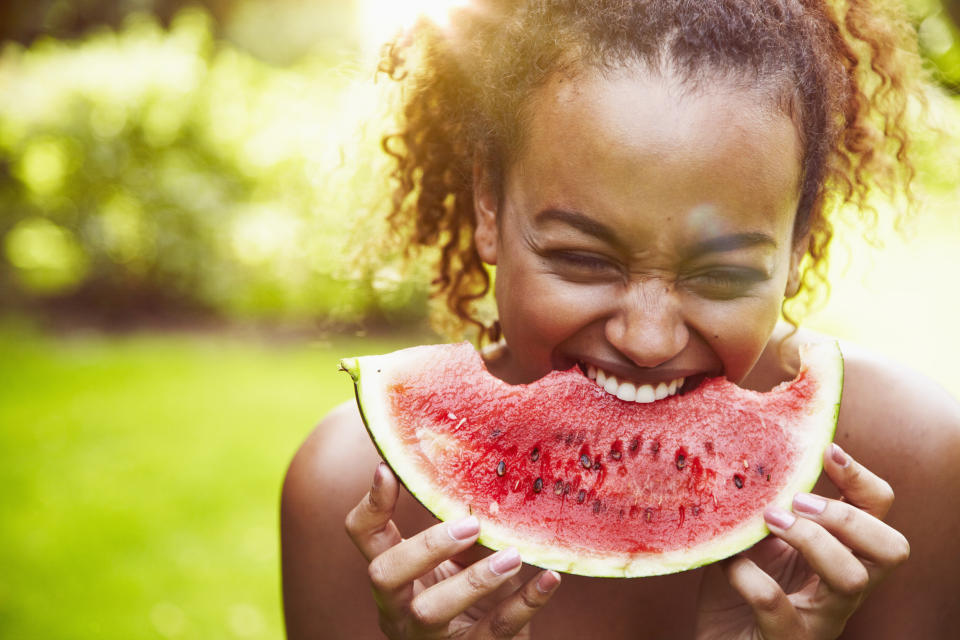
[340,341,842,577]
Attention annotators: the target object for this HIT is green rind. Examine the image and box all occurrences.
[340,341,843,578]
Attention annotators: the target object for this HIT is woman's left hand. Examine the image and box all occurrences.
[694,443,911,639]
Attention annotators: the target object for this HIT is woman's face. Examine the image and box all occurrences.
[475,65,804,392]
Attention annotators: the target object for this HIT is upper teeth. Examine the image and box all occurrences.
[586,365,684,403]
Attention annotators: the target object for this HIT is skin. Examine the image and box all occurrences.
[280,66,960,639]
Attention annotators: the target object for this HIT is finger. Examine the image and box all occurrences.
[764,506,869,598]
[791,493,911,570]
[405,547,525,633]
[368,515,481,594]
[344,462,403,561]
[723,554,803,637]
[823,443,896,518]
[473,569,561,639]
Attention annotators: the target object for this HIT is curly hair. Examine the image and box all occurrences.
[377,0,923,343]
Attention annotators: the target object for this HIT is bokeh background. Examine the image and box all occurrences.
[0,1,958,638]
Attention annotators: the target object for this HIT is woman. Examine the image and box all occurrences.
[282,1,960,637]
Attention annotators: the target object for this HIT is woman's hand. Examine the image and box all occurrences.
[344,462,562,639]
[695,443,911,639]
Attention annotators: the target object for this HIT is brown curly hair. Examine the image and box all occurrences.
[377,0,923,344]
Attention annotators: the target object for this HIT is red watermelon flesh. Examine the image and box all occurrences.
[340,341,842,577]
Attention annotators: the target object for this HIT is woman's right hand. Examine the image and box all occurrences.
[345,462,562,639]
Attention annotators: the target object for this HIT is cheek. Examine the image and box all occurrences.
[697,291,783,381]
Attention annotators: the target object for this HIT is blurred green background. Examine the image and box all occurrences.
[0,1,958,638]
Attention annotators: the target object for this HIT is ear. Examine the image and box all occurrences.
[473,159,499,265]
[785,239,806,298]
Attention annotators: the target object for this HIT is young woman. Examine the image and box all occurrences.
[281,1,960,637]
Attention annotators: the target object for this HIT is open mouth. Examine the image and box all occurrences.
[582,363,689,403]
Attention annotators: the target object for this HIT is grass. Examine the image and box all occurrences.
[0,323,426,640]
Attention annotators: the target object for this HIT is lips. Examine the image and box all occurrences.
[585,363,685,403]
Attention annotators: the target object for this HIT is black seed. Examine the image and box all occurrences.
[733,474,744,489]
[490,429,502,439]
[593,460,601,470]
[577,489,587,504]
[563,482,571,495]
[766,474,771,482]
[496,461,506,476]
[534,477,543,493]
[756,464,766,477]
[530,447,540,462]
[592,500,602,514]
[554,480,564,495]
[580,454,592,469]
[610,449,622,461]
[692,505,701,516]
[565,433,574,445]
[651,441,660,455]
[676,453,686,470]
[618,508,625,519]
[629,438,640,452]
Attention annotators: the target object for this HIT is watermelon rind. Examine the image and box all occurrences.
[340,341,843,577]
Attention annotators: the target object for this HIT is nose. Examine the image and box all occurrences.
[604,279,689,368]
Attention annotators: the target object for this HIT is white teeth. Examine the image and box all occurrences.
[616,381,636,401]
[604,375,619,395]
[635,384,656,403]
[585,364,686,404]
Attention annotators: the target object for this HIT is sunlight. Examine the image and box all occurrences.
[356,0,470,55]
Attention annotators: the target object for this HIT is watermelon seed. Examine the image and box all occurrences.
[491,429,503,439]
[580,454,592,469]
[592,460,601,470]
[692,505,701,516]
[565,433,575,445]
[553,480,564,495]
[756,464,766,476]
[650,441,660,456]
[577,489,587,504]
[513,479,520,491]
[675,453,686,471]
[644,507,654,522]
[496,461,506,476]
[610,449,622,461]
[629,438,639,453]
[766,474,771,482]
[563,482,572,495]
[592,500,602,514]
[531,447,540,462]
[534,477,543,493]
[733,474,744,489]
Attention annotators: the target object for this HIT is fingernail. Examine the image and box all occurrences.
[536,570,561,594]
[373,462,386,488]
[764,506,796,530]
[829,443,850,468]
[488,548,522,575]
[793,492,827,515]
[447,516,480,541]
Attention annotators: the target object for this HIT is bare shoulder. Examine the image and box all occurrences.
[280,401,383,638]
[795,332,960,637]
[280,401,439,638]
[833,338,960,476]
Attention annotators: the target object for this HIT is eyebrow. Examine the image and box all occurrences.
[534,208,626,251]
[534,208,778,254]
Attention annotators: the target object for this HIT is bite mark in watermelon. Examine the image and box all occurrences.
[340,341,842,577]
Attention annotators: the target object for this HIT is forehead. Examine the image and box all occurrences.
[510,64,802,240]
